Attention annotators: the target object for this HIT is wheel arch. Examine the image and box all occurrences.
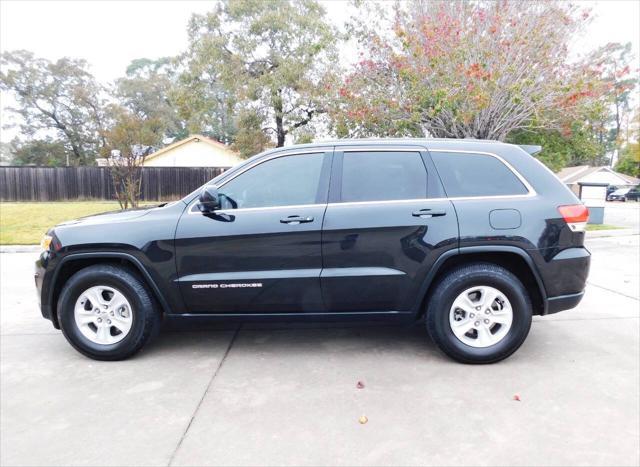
[49,252,171,328]
[415,246,547,317]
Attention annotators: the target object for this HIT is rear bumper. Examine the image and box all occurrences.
[538,246,590,315]
[545,291,585,315]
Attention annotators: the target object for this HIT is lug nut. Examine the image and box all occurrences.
[470,313,475,318]
[484,319,490,324]
[474,321,480,327]
[104,305,108,309]
[97,318,102,323]
[107,319,111,324]
[110,311,114,316]
[475,306,481,311]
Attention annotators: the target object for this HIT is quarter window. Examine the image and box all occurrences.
[430,151,528,197]
[217,153,326,209]
[340,151,428,202]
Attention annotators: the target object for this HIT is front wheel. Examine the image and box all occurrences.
[57,264,161,360]
[426,263,532,364]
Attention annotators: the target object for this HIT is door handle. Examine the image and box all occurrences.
[280,215,314,224]
[412,209,447,218]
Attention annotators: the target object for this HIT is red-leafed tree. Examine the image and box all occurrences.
[330,1,605,141]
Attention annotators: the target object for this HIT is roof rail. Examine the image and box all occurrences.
[518,145,542,156]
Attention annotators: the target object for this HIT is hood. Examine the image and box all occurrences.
[56,204,167,228]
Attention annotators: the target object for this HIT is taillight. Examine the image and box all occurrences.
[558,204,589,232]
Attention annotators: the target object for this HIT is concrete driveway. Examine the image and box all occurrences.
[1,236,638,466]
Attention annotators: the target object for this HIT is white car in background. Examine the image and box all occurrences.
[607,187,631,202]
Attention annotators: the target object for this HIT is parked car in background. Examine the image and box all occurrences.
[625,186,640,201]
[606,185,620,196]
[35,139,591,364]
[607,187,631,202]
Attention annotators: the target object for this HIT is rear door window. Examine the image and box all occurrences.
[430,151,528,197]
[340,151,427,202]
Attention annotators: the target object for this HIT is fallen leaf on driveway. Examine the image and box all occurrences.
[358,415,368,424]
[356,381,365,389]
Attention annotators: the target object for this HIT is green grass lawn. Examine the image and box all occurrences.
[585,224,624,231]
[0,202,126,245]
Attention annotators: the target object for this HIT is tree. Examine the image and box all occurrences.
[115,57,187,140]
[0,142,14,165]
[231,110,273,158]
[331,1,601,141]
[615,143,640,178]
[8,138,68,167]
[614,110,640,178]
[581,43,638,165]
[101,107,164,209]
[586,43,637,148]
[183,0,337,153]
[173,52,237,145]
[0,50,107,165]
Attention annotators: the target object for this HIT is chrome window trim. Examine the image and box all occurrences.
[216,149,331,189]
[428,149,537,198]
[340,146,426,152]
[188,146,536,214]
[327,198,436,208]
[325,193,534,208]
[188,202,326,215]
[188,149,330,213]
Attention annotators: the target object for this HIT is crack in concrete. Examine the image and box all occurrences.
[167,325,241,467]
[587,281,639,301]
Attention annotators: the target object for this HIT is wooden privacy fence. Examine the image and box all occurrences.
[0,166,229,202]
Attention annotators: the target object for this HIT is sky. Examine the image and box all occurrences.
[1,0,639,143]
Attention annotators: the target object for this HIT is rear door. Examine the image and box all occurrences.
[320,146,458,313]
[175,149,332,314]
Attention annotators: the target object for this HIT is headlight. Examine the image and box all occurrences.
[40,234,53,251]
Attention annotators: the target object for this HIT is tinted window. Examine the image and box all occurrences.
[218,153,326,209]
[341,151,427,202]
[431,151,528,197]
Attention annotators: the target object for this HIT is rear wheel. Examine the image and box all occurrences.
[426,263,532,364]
[57,264,161,360]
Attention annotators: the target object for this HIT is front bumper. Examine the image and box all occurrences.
[35,251,57,327]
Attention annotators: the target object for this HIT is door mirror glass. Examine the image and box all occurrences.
[198,185,221,213]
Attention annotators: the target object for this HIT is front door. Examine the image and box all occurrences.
[321,148,459,312]
[175,150,332,314]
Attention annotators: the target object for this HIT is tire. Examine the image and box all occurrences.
[425,262,532,364]
[57,264,161,361]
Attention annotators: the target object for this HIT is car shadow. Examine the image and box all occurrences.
[141,317,447,362]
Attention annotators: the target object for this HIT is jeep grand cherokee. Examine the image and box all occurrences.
[35,139,591,363]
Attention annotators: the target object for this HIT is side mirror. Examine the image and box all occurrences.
[198,185,220,213]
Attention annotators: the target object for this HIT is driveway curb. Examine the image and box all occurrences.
[586,229,639,238]
[0,245,40,253]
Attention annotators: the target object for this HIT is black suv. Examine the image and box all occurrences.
[35,139,591,363]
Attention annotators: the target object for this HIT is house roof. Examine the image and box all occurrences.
[556,165,595,182]
[145,134,237,162]
[556,165,639,185]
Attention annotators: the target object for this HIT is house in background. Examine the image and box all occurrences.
[556,165,640,196]
[143,134,242,168]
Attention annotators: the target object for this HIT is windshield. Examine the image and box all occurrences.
[612,188,630,195]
